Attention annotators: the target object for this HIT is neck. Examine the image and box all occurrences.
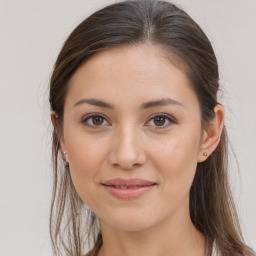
[97,203,206,256]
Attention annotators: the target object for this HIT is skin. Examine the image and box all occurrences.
[51,44,224,256]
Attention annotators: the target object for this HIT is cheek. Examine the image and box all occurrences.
[68,137,106,171]
[150,129,201,199]
[63,129,108,204]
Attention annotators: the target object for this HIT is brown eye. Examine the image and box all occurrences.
[82,114,109,129]
[92,116,104,125]
[147,114,175,129]
[154,116,166,126]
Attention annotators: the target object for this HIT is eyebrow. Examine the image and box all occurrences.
[74,97,184,109]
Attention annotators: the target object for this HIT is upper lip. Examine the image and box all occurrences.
[102,178,156,187]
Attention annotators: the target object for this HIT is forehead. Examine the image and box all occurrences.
[71,43,183,83]
[66,44,199,111]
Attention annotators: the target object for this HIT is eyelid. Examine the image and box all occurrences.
[81,112,176,129]
[146,113,176,129]
[81,113,110,129]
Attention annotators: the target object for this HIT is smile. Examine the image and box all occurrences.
[102,183,156,200]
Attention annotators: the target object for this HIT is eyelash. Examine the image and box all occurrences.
[81,113,176,130]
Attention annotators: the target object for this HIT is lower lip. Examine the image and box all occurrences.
[103,185,156,200]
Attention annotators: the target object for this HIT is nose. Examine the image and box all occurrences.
[108,123,147,170]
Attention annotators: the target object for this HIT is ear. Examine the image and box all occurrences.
[197,104,225,163]
[50,111,58,132]
[50,111,69,163]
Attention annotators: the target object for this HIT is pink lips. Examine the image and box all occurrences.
[102,178,157,200]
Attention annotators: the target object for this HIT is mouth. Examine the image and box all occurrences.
[101,178,157,187]
[102,184,156,189]
[101,178,157,200]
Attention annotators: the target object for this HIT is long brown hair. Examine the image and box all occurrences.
[49,1,255,255]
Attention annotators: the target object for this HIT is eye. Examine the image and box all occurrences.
[147,114,176,129]
[81,114,110,129]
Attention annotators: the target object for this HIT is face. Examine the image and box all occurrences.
[59,44,205,232]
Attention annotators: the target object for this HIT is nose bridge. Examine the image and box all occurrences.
[109,121,146,169]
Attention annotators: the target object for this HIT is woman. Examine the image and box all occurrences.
[49,0,255,255]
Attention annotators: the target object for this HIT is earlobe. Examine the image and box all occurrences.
[62,151,69,164]
[197,104,225,163]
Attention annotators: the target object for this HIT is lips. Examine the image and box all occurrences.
[102,178,156,187]
[101,178,157,199]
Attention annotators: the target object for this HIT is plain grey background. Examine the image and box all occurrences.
[0,0,255,255]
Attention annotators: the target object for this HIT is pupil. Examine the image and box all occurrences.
[93,116,103,125]
[154,116,165,126]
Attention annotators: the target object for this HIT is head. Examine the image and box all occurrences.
[49,1,251,256]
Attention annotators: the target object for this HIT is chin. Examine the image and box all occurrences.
[100,212,157,232]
